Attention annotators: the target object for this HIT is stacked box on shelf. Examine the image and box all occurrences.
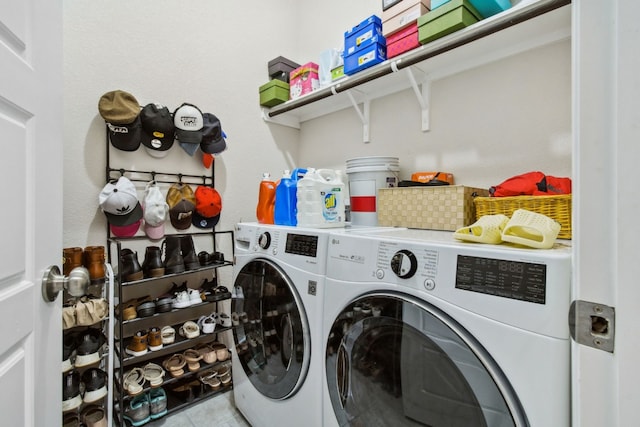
[268,56,300,83]
[343,15,387,75]
[289,62,319,100]
[417,0,482,45]
[259,79,290,107]
[468,0,511,18]
[382,0,430,36]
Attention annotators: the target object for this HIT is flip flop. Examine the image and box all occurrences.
[454,214,510,244]
[501,209,561,249]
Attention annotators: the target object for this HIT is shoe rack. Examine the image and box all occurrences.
[61,250,114,427]
[105,129,236,426]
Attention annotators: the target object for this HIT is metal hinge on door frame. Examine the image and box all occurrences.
[568,300,615,353]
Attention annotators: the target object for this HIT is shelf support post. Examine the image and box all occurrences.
[346,91,370,143]
[406,67,430,132]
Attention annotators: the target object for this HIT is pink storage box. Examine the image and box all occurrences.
[382,0,431,36]
[289,62,320,100]
[387,23,420,58]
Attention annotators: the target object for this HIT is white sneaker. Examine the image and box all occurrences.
[172,291,191,309]
[188,288,202,306]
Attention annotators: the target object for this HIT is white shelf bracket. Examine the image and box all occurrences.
[261,108,301,129]
[346,90,370,143]
[406,67,431,132]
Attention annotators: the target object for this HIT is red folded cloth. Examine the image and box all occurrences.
[490,171,571,197]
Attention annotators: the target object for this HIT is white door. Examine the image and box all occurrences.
[573,1,640,426]
[0,0,63,426]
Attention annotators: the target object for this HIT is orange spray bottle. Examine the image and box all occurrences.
[256,172,276,224]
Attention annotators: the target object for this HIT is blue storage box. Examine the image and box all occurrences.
[344,15,383,56]
[344,41,387,75]
[468,0,511,18]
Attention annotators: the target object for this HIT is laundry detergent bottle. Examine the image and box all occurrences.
[274,168,307,226]
[256,172,276,224]
[297,168,346,228]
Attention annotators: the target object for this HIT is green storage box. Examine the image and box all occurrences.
[418,0,482,45]
[259,79,290,107]
[331,65,345,81]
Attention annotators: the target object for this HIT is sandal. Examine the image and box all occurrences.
[162,354,186,378]
[454,214,510,244]
[183,349,203,372]
[501,209,561,249]
[196,344,217,364]
[199,369,221,390]
[217,365,232,385]
[123,367,145,396]
[143,363,165,388]
[179,321,200,339]
[161,326,175,345]
[210,342,229,361]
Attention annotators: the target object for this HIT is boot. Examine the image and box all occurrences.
[180,235,200,271]
[83,246,106,285]
[142,246,165,278]
[163,236,185,275]
[63,247,83,276]
[120,248,143,282]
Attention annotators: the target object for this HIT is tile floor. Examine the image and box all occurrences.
[151,391,251,427]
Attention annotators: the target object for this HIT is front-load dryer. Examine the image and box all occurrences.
[231,223,329,427]
[322,229,572,427]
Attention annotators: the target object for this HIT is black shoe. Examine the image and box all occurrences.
[142,246,165,278]
[120,248,143,282]
[162,236,185,274]
[198,251,212,266]
[180,235,200,271]
[62,332,77,373]
[62,371,82,412]
[75,328,106,368]
[81,368,107,403]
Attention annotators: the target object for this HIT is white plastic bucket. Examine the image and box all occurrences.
[346,156,399,226]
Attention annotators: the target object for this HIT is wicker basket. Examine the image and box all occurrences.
[474,194,572,239]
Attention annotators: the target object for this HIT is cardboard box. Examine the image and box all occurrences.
[268,56,300,83]
[383,1,430,36]
[468,0,511,18]
[377,185,489,230]
[344,15,383,56]
[411,171,454,184]
[289,62,319,100]
[386,23,420,58]
[259,79,290,107]
[343,40,387,75]
[418,0,482,45]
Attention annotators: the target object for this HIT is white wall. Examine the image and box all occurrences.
[63,1,570,273]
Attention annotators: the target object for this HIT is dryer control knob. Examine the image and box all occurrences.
[390,250,417,279]
[258,232,271,249]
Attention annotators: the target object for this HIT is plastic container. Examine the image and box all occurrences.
[346,156,399,226]
[274,168,307,226]
[297,169,346,228]
[256,172,276,224]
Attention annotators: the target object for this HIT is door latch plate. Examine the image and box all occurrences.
[569,300,615,353]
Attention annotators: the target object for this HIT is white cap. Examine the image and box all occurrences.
[142,182,169,240]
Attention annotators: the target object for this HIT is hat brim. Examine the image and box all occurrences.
[110,220,141,238]
[104,202,143,226]
[200,137,227,154]
[107,117,142,151]
[179,141,200,156]
[192,211,220,229]
[175,128,203,144]
[144,222,165,240]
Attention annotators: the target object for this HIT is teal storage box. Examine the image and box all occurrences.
[344,15,383,56]
[344,41,387,75]
[259,79,289,107]
[468,0,511,18]
[431,0,451,8]
[418,0,482,45]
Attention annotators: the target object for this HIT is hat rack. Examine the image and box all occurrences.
[107,167,213,187]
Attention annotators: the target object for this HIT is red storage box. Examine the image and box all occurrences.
[387,23,420,58]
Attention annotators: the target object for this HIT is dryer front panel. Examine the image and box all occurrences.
[326,292,527,427]
[232,258,311,400]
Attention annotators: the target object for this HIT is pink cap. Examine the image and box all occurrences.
[144,222,165,240]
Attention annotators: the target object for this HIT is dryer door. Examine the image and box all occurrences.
[326,292,527,427]
[232,258,310,400]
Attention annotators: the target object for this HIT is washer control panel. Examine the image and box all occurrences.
[390,250,418,278]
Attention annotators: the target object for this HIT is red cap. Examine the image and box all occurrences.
[194,186,222,217]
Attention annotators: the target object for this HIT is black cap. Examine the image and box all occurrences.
[200,113,227,154]
[140,103,175,153]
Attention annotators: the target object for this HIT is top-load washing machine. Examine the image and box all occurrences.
[231,222,330,427]
[322,228,572,427]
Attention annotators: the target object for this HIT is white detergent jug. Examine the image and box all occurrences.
[296,168,346,228]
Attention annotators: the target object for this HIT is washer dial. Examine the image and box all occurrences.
[390,250,418,279]
[258,232,271,249]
